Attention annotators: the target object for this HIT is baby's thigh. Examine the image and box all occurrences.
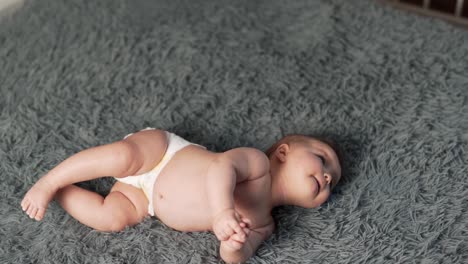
[110,181,149,220]
[122,129,168,175]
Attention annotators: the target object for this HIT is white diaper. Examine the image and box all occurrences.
[115,128,206,216]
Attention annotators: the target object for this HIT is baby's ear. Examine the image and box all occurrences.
[275,144,289,163]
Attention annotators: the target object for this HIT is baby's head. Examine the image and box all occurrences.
[266,134,342,208]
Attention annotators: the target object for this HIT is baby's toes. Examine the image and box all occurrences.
[26,205,35,218]
[35,208,45,221]
[21,198,30,212]
[29,207,38,219]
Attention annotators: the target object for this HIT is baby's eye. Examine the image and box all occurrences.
[317,155,325,165]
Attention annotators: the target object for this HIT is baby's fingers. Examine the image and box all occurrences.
[240,217,252,227]
[223,226,235,238]
[228,220,245,238]
[215,228,230,241]
[230,232,247,243]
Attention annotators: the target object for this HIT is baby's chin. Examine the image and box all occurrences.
[296,198,324,209]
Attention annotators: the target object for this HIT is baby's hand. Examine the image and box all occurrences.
[212,209,251,241]
[221,228,251,251]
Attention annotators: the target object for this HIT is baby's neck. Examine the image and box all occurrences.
[269,163,290,207]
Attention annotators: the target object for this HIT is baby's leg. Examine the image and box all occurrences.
[21,129,167,221]
[55,182,149,231]
[20,141,133,221]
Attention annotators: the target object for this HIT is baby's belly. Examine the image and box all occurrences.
[152,146,216,232]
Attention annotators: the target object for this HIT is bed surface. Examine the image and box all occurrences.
[1,0,467,263]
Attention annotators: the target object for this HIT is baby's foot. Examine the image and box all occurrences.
[21,179,57,221]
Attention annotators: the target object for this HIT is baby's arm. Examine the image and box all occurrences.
[220,220,275,263]
[205,148,270,241]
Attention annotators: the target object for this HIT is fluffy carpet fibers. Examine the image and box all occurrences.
[1,0,468,263]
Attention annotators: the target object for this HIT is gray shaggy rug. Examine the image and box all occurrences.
[1,0,468,263]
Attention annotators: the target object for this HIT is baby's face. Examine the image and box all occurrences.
[281,139,341,208]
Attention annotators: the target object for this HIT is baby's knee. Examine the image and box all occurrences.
[95,210,130,232]
[107,219,128,232]
[96,219,128,232]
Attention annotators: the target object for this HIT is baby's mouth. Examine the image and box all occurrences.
[313,177,320,197]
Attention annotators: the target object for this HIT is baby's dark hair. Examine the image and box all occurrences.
[265,134,343,170]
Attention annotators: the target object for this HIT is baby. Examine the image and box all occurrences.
[21,128,342,263]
